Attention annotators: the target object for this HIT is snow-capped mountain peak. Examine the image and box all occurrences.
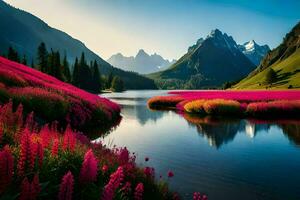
[244,40,257,51]
[238,40,270,65]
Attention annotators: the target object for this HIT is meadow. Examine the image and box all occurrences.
[0,57,120,130]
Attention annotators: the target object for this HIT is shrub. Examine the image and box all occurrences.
[184,100,206,114]
[202,99,242,115]
[246,100,300,117]
[147,96,185,109]
[9,87,69,121]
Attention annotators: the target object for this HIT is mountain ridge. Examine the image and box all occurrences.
[149,29,257,89]
[107,49,175,74]
[0,0,157,89]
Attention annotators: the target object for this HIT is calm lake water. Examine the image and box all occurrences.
[100,90,300,200]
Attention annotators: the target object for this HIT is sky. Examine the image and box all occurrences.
[4,0,300,60]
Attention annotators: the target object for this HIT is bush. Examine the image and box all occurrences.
[265,68,277,84]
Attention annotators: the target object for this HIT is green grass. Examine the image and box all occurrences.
[233,49,300,89]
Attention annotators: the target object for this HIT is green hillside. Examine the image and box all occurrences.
[233,49,300,89]
[233,22,300,89]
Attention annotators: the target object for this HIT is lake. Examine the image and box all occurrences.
[99,90,300,200]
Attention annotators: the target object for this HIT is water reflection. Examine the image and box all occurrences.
[281,123,300,146]
[102,91,300,200]
[121,104,164,125]
[182,113,300,148]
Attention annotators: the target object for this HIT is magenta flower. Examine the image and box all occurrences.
[62,125,76,152]
[134,183,144,200]
[102,165,108,173]
[79,149,98,183]
[51,138,59,157]
[168,170,174,178]
[120,182,132,196]
[193,192,208,200]
[0,146,13,193]
[102,166,124,200]
[58,171,74,200]
[144,167,155,179]
[19,174,41,200]
[0,123,2,143]
[18,128,34,176]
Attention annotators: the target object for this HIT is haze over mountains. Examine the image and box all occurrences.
[234,21,300,89]
[0,0,156,89]
[107,49,175,74]
[149,29,270,89]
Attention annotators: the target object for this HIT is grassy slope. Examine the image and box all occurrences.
[233,48,300,89]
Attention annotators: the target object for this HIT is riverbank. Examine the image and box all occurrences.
[0,58,179,200]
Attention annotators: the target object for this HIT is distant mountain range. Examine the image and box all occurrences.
[0,1,156,89]
[148,29,268,89]
[238,40,270,65]
[234,21,300,89]
[107,49,175,74]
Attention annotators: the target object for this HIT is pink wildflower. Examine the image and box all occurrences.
[18,129,34,176]
[102,165,108,173]
[19,174,41,200]
[79,149,98,183]
[134,183,144,200]
[102,166,124,200]
[168,170,174,178]
[0,146,14,193]
[62,125,76,152]
[58,171,74,200]
[193,192,208,200]
[120,182,132,196]
[51,138,59,157]
[144,167,155,179]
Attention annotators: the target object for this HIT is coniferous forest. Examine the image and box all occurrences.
[2,43,124,93]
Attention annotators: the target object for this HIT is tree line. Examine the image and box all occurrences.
[2,43,124,93]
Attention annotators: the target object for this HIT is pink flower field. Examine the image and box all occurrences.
[148,90,300,118]
[0,57,120,129]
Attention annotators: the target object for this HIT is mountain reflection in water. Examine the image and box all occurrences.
[101,91,300,200]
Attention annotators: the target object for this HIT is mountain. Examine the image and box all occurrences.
[0,0,156,89]
[233,21,300,89]
[107,49,175,74]
[238,40,270,65]
[148,29,256,89]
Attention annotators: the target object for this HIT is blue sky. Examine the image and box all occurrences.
[4,0,300,60]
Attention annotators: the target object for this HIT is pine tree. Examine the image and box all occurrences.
[111,76,124,92]
[48,49,54,75]
[21,55,27,65]
[7,46,20,62]
[31,59,35,69]
[78,52,92,90]
[53,51,64,80]
[106,71,113,89]
[72,57,80,86]
[91,60,102,93]
[37,42,48,72]
[63,54,71,82]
